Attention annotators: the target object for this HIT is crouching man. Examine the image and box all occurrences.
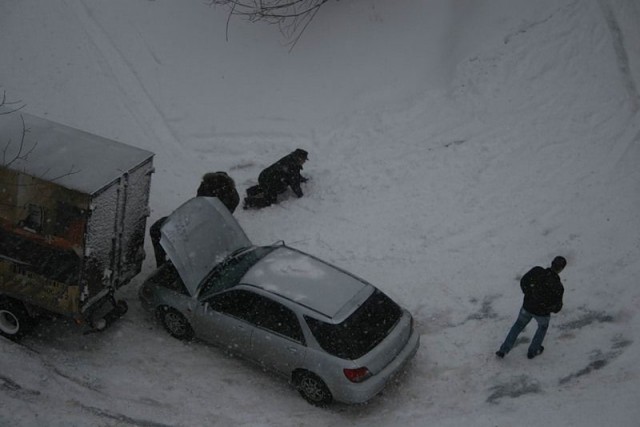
[244,149,308,209]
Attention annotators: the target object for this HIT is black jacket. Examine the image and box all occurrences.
[520,266,564,316]
[149,216,168,267]
[258,152,306,198]
[196,172,240,213]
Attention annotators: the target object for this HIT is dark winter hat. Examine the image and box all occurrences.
[551,256,567,271]
[293,148,308,160]
[206,171,230,178]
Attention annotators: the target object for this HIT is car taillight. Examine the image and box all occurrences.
[343,367,371,383]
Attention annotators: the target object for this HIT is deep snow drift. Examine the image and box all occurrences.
[1,0,639,426]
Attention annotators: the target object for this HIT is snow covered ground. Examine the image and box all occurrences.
[1,0,639,425]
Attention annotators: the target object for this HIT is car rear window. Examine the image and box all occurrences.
[304,289,402,360]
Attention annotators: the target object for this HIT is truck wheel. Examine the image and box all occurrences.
[0,299,33,341]
[159,307,194,341]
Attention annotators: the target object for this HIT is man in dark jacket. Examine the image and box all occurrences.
[150,171,239,267]
[257,148,308,206]
[196,171,240,213]
[496,256,566,359]
[149,216,168,267]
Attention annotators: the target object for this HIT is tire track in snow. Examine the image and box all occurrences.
[3,338,182,425]
[0,375,41,399]
[74,402,174,427]
[598,0,640,112]
[61,0,184,156]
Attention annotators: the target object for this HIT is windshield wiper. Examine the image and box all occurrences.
[228,246,255,259]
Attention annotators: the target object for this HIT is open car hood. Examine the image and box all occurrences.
[160,197,251,296]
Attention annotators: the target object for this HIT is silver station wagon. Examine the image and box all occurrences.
[139,197,420,406]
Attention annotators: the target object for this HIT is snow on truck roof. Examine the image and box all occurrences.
[0,113,153,195]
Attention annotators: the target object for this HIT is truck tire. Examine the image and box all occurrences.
[0,299,34,341]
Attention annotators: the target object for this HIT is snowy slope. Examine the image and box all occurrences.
[1,0,639,426]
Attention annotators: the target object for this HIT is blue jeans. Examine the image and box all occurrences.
[499,307,550,356]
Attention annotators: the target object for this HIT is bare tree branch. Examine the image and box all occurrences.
[0,88,25,115]
[1,91,35,169]
[209,0,333,48]
[1,90,80,182]
[2,115,38,168]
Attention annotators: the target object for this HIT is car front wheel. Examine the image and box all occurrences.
[0,299,34,341]
[158,307,194,341]
[295,371,333,406]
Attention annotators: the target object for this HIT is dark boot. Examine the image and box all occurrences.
[527,346,544,359]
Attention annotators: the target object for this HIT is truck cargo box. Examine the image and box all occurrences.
[0,113,154,327]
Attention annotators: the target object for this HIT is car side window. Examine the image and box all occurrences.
[208,290,259,323]
[207,290,304,344]
[252,296,305,344]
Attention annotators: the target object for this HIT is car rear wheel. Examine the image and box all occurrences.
[0,299,34,341]
[295,371,333,406]
[159,307,194,341]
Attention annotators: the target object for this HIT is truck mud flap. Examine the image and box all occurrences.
[83,295,129,334]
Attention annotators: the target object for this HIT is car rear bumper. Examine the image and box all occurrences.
[332,326,420,404]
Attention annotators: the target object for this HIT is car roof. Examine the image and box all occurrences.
[241,246,373,320]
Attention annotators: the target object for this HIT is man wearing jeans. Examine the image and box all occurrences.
[496,256,567,359]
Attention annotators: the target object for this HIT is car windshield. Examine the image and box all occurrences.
[198,246,277,297]
[304,289,402,360]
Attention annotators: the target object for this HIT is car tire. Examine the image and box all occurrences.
[116,299,129,316]
[0,299,34,341]
[158,307,194,341]
[295,371,333,406]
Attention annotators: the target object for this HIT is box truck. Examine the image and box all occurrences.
[0,113,154,339]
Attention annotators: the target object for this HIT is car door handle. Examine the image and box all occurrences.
[287,347,298,354]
